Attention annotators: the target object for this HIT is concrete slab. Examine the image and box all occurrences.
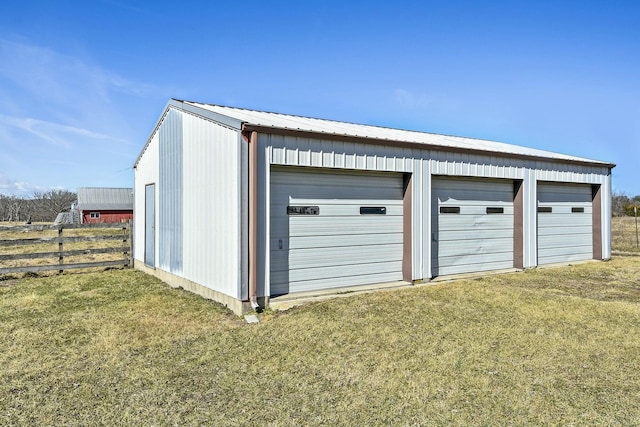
[244,314,259,324]
[269,281,412,311]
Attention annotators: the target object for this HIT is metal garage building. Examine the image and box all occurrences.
[133,99,614,314]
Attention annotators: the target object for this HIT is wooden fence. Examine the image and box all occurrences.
[0,222,132,275]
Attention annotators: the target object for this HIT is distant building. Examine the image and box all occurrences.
[77,187,133,223]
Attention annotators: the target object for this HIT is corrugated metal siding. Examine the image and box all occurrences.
[270,167,404,295]
[431,177,514,276]
[537,183,593,264]
[159,108,183,273]
[77,187,133,210]
[134,132,159,262]
[260,133,612,284]
[181,113,240,299]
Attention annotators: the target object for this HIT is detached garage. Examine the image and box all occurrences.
[133,99,614,314]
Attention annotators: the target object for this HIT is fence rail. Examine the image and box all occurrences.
[0,222,132,275]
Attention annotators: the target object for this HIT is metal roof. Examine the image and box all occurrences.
[135,99,614,168]
[77,187,133,211]
[183,100,612,167]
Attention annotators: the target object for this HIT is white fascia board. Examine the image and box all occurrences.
[176,99,243,130]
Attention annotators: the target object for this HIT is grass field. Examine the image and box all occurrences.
[613,216,640,253]
[1,257,639,425]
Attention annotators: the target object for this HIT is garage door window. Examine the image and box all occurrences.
[538,207,552,213]
[287,206,319,215]
[440,206,460,214]
[486,207,504,214]
[572,207,585,213]
[360,207,386,215]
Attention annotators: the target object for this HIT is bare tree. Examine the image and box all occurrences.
[612,191,631,217]
[31,190,77,222]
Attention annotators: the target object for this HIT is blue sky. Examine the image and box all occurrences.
[1,0,638,196]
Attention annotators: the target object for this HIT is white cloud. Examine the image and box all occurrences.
[0,173,45,196]
[0,114,123,148]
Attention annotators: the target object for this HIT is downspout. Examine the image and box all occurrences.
[248,130,259,310]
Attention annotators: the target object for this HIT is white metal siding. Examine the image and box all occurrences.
[270,167,404,295]
[182,113,240,299]
[158,108,183,273]
[431,177,514,276]
[134,132,159,263]
[537,182,593,265]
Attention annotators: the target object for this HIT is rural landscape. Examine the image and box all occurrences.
[1,196,639,425]
[2,2,639,426]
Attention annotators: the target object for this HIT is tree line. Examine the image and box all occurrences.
[613,192,640,217]
[0,190,77,223]
[1,189,638,223]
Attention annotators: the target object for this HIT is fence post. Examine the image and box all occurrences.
[129,220,134,268]
[58,225,64,274]
[635,206,638,249]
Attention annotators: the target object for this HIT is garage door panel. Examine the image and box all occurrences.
[432,179,513,195]
[538,215,591,227]
[539,234,592,249]
[537,184,592,203]
[431,177,515,277]
[270,233,403,251]
[271,261,402,287]
[271,167,404,295]
[537,183,593,265]
[538,250,592,264]
[271,243,403,270]
[435,228,513,241]
[271,216,403,238]
[271,270,403,294]
[437,215,514,230]
[270,202,403,217]
[537,225,593,236]
[271,181,401,200]
[436,238,514,257]
[435,258,514,276]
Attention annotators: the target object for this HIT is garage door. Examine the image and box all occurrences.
[537,182,592,265]
[431,177,514,277]
[270,168,404,296]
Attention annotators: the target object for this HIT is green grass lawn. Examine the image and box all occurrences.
[2,258,640,426]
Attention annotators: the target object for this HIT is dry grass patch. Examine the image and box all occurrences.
[612,216,640,253]
[1,259,640,425]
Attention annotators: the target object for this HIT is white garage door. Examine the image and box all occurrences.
[432,177,514,277]
[270,168,404,296]
[537,182,593,265]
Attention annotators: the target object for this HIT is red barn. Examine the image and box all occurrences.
[77,187,133,224]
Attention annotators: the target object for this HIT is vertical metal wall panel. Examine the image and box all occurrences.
[602,174,612,258]
[522,169,538,268]
[537,182,593,265]
[134,132,159,262]
[270,167,404,295]
[144,184,156,266]
[431,177,515,276]
[158,108,184,273]
[181,113,240,298]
